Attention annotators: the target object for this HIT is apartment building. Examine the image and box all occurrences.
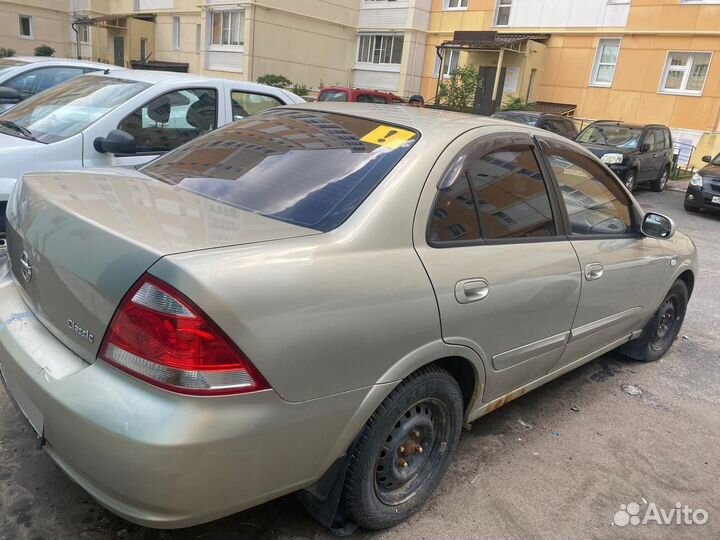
[405,0,720,166]
[0,1,359,89]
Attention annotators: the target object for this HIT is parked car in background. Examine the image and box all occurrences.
[0,57,119,113]
[576,121,673,192]
[684,153,720,213]
[317,86,405,104]
[0,105,696,532]
[0,69,304,232]
[491,110,579,139]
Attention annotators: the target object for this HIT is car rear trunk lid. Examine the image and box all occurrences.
[6,169,318,364]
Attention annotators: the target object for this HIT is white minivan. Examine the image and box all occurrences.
[0,69,304,231]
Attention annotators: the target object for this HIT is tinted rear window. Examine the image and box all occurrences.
[318,90,348,102]
[142,110,419,232]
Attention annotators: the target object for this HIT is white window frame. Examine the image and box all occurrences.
[494,0,512,26]
[444,0,469,11]
[18,15,32,39]
[680,0,720,4]
[209,9,245,51]
[659,51,713,96]
[589,38,621,87]
[80,24,90,44]
[172,16,181,50]
[433,49,460,79]
[356,33,404,67]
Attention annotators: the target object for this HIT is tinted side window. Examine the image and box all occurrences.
[119,88,217,153]
[429,177,481,243]
[230,90,282,120]
[6,67,84,100]
[467,147,556,239]
[663,129,672,150]
[543,140,633,236]
[643,131,658,152]
[649,130,664,152]
[357,94,387,104]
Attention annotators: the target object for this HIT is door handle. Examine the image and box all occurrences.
[455,279,489,304]
[584,263,604,281]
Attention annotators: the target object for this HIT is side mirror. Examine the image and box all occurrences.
[93,129,136,155]
[702,155,712,163]
[641,143,651,153]
[0,86,21,104]
[641,212,675,240]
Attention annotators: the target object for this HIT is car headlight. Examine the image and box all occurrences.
[600,153,624,165]
[690,173,703,187]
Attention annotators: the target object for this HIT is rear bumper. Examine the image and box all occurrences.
[0,272,372,528]
[684,185,720,211]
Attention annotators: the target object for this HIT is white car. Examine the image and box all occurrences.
[0,57,120,113]
[0,69,305,229]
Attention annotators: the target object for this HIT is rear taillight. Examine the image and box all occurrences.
[99,274,269,396]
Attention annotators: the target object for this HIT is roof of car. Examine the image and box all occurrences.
[587,120,668,130]
[7,57,120,69]
[281,102,516,138]
[83,68,293,95]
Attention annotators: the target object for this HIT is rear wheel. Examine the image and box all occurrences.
[342,366,463,530]
[620,280,688,362]
[624,170,637,192]
[651,167,669,192]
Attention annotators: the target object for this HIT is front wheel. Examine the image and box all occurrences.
[651,167,669,192]
[620,280,688,362]
[342,366,463,530]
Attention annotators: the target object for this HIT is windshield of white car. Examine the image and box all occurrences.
[143,110,419,232]
[576,125,643,149]
[0,59,28,77]
[0,75,150,144]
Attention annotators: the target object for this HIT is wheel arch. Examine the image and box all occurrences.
[677,269,695,298]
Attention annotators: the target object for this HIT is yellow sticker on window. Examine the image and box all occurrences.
[360,125,416,149]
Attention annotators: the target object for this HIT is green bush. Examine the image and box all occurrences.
[256,74,292,88]
[0,48,16,58]
[438,65,478,112]
[33,45,55,57]
[291,83,309,96]
[501,96,534,111]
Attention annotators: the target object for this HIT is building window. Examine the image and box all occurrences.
[444,0,469,10]
[211,10,245,47]
[494,0,512,26]
[172,16,180,50]
[19,15,32,38]
[357,34,404,65]
[590,38,621,87]
[80,25,90,44]
[433,49,460,78]
[660,52,712,95]
[140,38,148,60]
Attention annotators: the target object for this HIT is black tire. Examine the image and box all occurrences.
[651,166,670,192]
[624,170,637,192]
[342,365,463,530]
[620,280,688,362]
[684,201,700,212]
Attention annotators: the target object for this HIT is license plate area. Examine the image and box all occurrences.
[712,196,720,204]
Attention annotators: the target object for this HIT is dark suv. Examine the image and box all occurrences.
[684,153,720,213]
[491,111,579,139]
[575,121,673,192]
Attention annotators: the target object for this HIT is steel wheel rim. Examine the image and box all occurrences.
[373,398,451,506]
[660,170,668,188]
[650,295,680,351]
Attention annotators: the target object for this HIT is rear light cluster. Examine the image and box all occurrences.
[99,275,269,396]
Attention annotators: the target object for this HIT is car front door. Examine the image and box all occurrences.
[414,128,582,402]
[637,129,658,181]
[537,136,668,371]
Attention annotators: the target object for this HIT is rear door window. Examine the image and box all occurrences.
[230,90,283,120]
[318,90,348,102]
[357,94,388,104]
[142,110,419,231]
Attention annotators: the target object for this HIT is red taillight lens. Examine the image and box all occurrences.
[99,275,269,396]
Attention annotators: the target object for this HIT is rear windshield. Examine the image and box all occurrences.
[143,110,419,232]
[318,90,348,102]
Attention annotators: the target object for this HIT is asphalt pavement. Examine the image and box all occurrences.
[1,187,718,540]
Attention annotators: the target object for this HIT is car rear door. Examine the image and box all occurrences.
[414,128,582,402]
[536,136,668,371]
